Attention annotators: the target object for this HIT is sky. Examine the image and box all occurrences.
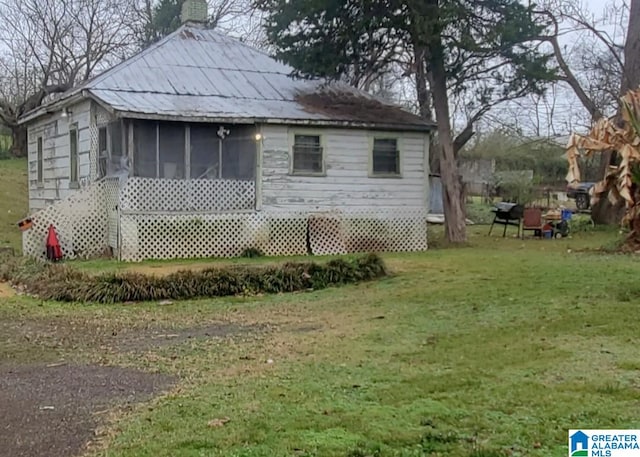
[479,0,629,139]
[0,0,628,140]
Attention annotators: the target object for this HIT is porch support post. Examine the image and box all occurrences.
[155,122,160,178]
[255,124,263,210]
[185,125,191,179]
[127,120,134,177]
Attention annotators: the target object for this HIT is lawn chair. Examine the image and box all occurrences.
[521,208,544,239]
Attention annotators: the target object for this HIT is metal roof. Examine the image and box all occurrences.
[21,26,433,131]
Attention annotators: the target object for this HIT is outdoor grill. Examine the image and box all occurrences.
[488,202,524,237]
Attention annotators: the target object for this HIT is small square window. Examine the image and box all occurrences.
[372,138,400,176]
[292,134,323,174]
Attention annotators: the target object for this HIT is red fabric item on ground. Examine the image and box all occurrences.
[46,225,63,262]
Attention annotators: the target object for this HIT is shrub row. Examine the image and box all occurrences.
[3,254,387,304]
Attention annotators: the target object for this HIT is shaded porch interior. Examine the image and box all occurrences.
[97,119,259,212]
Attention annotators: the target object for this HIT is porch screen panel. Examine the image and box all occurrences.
[222,125,256,181]
[159,123,185,179]
[133,121,157,178]
[108,121,127,174]
[98,127,107,178]
[190,124,220,179]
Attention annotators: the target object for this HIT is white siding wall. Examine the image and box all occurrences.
[26,100,92,212]
[260,125,430,212]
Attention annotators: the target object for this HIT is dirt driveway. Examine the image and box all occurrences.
[0,364,175,457]
[0,309,261,457]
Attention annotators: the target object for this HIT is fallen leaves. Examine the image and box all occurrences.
[207,417,230,428]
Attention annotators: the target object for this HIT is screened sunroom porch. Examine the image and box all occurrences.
[98,119,259,213]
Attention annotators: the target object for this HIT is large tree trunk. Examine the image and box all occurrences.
[428,41,466,243]
[414,46,432,122]
[593,0,640,225]
[591,198,626,225]
[621,0,640,94]
[414,45,440,176]
[10,123,27,158]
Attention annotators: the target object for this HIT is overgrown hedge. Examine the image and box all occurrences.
[1,254,387,304]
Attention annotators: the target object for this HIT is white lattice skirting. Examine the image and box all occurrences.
[120,177,255,212]
[23,181,116,260]
[24,180,428,261]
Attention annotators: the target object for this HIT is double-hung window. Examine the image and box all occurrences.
[69,125,79,185]
[372,138,400,176]
[36,137,43,185]
[292,134,323,174]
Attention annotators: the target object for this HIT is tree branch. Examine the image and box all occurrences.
[533,10,604,120]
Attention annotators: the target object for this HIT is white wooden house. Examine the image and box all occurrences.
[19,1,433,261]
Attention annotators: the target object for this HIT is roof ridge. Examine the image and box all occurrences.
[126,63,290,76]
[90,87,298,101]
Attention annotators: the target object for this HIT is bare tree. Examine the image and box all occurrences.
[211,0,267,49]
[533,0,639,224]
[0,0,138,157]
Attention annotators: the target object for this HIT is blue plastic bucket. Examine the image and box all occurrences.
[543,230,553,239]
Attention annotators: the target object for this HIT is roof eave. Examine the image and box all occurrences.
[111,109,434,132]
[18,91,85,125]
[18,90,119,125]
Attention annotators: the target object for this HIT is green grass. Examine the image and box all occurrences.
[1,229,638,457]
[465,198,495,225]
[0,133,11,157]
[0,158,28,252]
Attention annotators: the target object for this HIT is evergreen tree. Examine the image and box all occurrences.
[256,0,555,242]
[143,0,186,46]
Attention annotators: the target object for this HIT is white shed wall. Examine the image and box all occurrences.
[26,100,92,212]
[259,125,430,212]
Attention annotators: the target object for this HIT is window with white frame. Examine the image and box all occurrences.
[372,138,400,176]
[69,125,79,184]
[292,134,323,174]
[37,136,43,185]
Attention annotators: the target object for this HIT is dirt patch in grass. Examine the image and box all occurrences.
[114,322,265,352]
[125,262,219,276]
[0,364,175,457]
[122,260,285,277]
[0,282,15,298]
[0,315,266,358]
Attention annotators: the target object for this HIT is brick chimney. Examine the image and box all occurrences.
[181,0,208,25]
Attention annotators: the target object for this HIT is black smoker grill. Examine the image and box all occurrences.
[488,202,524,237]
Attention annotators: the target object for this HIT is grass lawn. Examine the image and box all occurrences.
[1,227,639,457]
[0,158,28,252]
